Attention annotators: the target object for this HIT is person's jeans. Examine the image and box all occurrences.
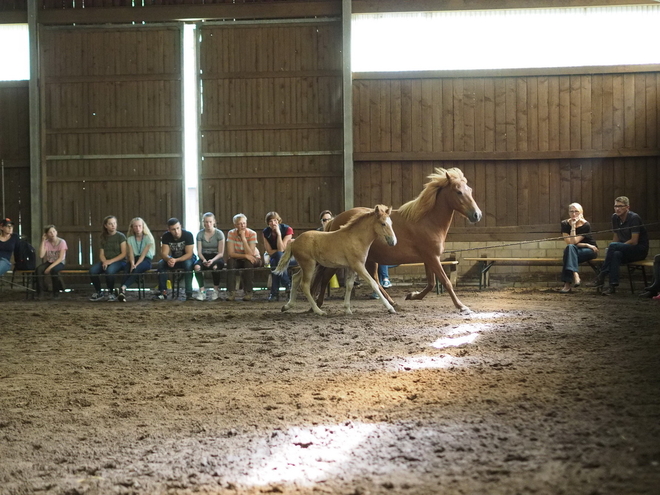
[90,260,127,292]
[561,245,597,283]
[122,258,152,289]
[0,258,11,277]
[35,262,65,293]
[600,242,648,286]
[268,251,294,296]
[157,257,196,295]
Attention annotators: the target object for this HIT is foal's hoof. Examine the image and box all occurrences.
[388,308,397,314]
[281,305,291,312]
[459,306,473,314]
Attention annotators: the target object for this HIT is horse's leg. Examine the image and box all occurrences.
[342,270,357,314]
[352,264,396,314]
[428,259,470,313]
[405,264,436,300]
[311,265,337,308]
[282,269,302,312]
[301,262,327,316]
[370,261,396,306]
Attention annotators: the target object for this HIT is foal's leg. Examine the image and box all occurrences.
[300,261,327,316]
[342,270,357,314]
[282,269,302,312]
[352,265,396,314]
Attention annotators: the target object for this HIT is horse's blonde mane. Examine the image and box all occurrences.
[398,167,466,222]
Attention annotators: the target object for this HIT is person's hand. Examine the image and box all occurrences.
[102,261,110,270]
[203,259,212,267]
[129,261,136,272]
[591,245,599,254]
[238,229,247,240]
[246,254,257,264]
[569,218,577,227]
[45,267,51,275]
[42,234,48,242]
[167,257,176,268]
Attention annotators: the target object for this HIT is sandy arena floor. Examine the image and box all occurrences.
[1,284,659,495]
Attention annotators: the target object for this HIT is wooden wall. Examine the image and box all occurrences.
[353,71,660,240]
[0,81,30,235]
[41,26,183,264]
[198,21,344,231]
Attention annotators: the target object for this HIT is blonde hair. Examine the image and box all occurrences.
[615,196,630,206]
[126,217,153,239]
[568,203,585,223]
[201,212,217,228]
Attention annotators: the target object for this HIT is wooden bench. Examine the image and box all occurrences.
[464,257,652,293]
[389,260,459,294]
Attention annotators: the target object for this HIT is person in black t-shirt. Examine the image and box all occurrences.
[559,203,599,293]
[154,218,197,300]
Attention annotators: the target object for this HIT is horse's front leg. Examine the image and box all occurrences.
[429,259,470,313]
[342,270,357,314]
[405,265,435,300]
[353,265,396,314]
[371,261,396,306]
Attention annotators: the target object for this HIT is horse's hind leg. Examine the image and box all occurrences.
[353,265,396,314]
[406,265,435,301]
[282,269,302,312]
[311,266,336,308]
[342,271,357,314]
[301,263,326,316]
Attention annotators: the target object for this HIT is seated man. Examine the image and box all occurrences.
[154,218,196,300]
[592,196,649,295]
[226,213,261,301]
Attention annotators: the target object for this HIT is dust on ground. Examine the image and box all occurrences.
[1,285,659,495]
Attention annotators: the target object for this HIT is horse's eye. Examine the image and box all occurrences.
[457,191,463,195]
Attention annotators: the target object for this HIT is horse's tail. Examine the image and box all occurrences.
[273,242,294,275]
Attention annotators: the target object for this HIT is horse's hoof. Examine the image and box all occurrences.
[405,291,422,300]
[344,309,353,315]
[459,306,472,314]
[281,305,290,312]
[388,308,397,314]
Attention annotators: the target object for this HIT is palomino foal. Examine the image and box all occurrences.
[274,205,397,316]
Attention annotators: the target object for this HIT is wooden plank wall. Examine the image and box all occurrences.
[41,26,183,265]
[353,72,660,240]
[198,21,344,232]
[0,81,30,236]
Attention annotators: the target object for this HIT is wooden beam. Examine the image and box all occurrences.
[353,0,660,14]
[354,149,660,161]
[354,65,660,81]
[37,2,342,25]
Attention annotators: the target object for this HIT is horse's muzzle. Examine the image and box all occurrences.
[469,209,483,223]
[386,236,397,246]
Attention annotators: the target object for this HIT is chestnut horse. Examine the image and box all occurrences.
[312,167,482,313]
[274,205,397,316]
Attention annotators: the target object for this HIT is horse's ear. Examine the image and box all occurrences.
[386,206,392,215]
[374,205,381,214]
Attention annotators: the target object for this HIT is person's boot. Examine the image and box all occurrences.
[602,285,617,296]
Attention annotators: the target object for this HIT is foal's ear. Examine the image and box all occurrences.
[386,206,392,215]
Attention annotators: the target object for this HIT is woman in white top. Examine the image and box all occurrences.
[194,212,225,301]
[118,217,155,302]
[35,225,68,298]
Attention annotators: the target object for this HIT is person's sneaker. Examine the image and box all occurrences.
[118,291,126,302]
[209,289,219,301]
[381,278,392,288]
[152,292,167,301]
[195,290,206,301]
[89,292,105,302]
[370,291,380,299]
[653,294,660,301]
[107,292,117,302]
[227,291,236,301]
[243,292,252,301]
[267,293,279,302]
[589,274,606,288]
[186,293,195,301]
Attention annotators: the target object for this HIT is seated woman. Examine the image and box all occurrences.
[639,254,660,300]
[194,212,225,301]
[89,215,127,301]
[36,225,68,298]
[0,218,18,278]
[560,202,599,293]
[118,217,155,302]
[263,211,294,302]
[226,213,261,301]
